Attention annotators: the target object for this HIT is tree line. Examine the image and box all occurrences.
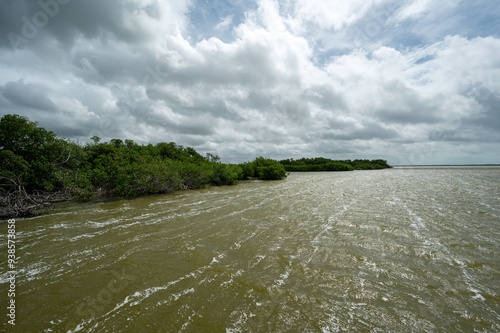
[279,157,391,172]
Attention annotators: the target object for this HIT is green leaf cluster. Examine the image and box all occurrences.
[250,157,288,180]
[279,157,391,171]
[348,159,391,170]
[0,114,71,190]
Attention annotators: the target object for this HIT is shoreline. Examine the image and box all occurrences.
[0,169,393,219]
[0,177,277,220]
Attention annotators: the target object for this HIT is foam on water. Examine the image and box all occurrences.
[5,167,500,332]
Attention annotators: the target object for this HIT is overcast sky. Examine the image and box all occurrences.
[1,0,499,165]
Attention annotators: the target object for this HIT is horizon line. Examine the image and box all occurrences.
[392,164,500,167]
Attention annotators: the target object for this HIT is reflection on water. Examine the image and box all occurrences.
[1,167,499,332]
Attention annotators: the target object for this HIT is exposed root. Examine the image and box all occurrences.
[0,187,72,218]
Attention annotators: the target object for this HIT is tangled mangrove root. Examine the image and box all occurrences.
[0,186,72,218]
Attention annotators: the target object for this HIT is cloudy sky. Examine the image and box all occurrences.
[1,0,499,165]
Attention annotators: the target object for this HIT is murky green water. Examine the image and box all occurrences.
[1,167,499,332]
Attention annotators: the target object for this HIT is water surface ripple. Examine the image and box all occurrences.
[1,167,499,332]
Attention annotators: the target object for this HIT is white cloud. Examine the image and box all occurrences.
[0,0,499,165]
[214,15,234,32]
[294,0,384,30]
[394,0,434,22]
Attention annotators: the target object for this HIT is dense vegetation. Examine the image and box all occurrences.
[0,114,286,217]
[279,157,391,172]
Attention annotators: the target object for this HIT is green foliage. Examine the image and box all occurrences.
[257,164,288,180]
[349,159,391,170]
[0,114,73,190]
[205,153,221,164]
[209,164,242,186]
[238,162,255,179]
[177,161,209,189]
[279,157,390,172]
[0,150,29,183]
[249,157,288,180]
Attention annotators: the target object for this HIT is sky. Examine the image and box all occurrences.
[0,0,499,165]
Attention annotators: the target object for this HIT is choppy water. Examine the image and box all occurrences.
[1,166,499,332]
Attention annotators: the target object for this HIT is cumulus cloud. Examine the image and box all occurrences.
[0,0,499,165]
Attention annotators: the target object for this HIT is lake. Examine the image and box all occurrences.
[1,167,499,332]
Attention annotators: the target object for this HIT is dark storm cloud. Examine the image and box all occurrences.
[0,0,153,49]
[1,80,57,111]
[372,81,441,125]
[322,122,398,141]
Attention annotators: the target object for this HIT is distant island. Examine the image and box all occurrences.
[0,114,389,218]
[279,157,391,172]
